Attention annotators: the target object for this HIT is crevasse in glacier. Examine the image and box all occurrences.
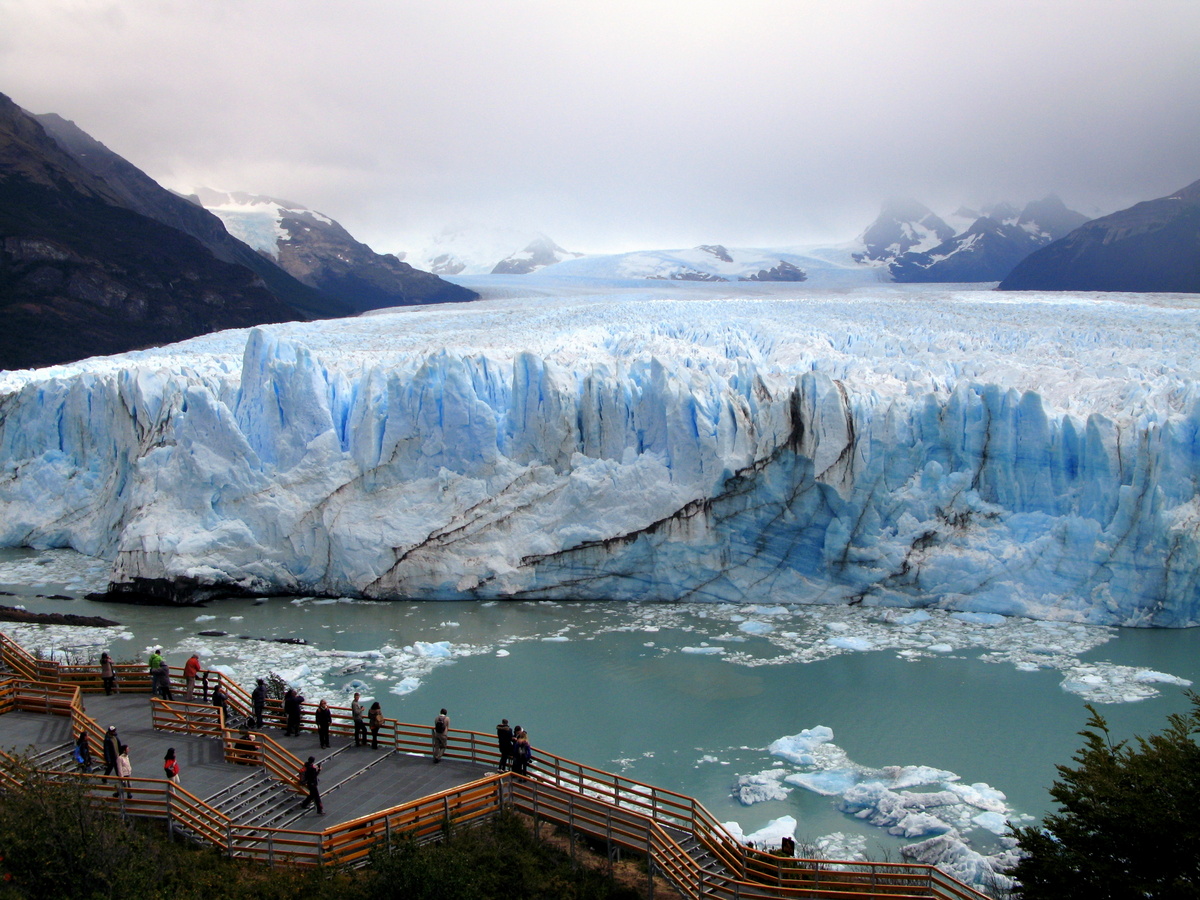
[1,288,1198,625]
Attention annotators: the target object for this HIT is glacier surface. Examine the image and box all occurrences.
[1,284,1199,625]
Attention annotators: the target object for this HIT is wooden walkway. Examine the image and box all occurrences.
[0,632,992,900]
[2,691,488,829]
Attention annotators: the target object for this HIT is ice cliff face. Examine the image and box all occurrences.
[1,287,1198,625]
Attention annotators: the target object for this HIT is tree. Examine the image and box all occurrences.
[1010,691,1200,899]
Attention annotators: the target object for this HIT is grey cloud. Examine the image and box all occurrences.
[2,0,1198,254]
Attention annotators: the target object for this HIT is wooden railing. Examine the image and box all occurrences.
[0,631,991,899]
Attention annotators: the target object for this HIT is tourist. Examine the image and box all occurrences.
[183,652,202,700]
[147,648,163,697]
[315,699,332,749]
[158,659,174,701]
[432,708,450,763]
[99,651,116,695]
[251,678,266,728]
[163,747,180,785]
[211,683,229,725]
[496,718,513,772]
[351,692,367,746]
[368,701,383,749]
[102,725,120,778]
[284,688,304,736]
[73,730,91,773]
[512,727,531,775]
[116,744,132,799]
[299,756,324,815]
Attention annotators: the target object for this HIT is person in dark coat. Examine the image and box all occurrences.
[299,756,324,815]
[211,684,229,725]
[251,678,266,728]
[284,688,304,736]
[368,701,383,749]
[496,718,514,772]
[158,661,174,701]
[102,725,120,778]
[315,699,332,749]
[512,726,531,775]
[74,730,92,773]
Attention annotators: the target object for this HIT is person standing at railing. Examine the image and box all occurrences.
[351,692,367,747]
[115,744,132,799]
[284,688,304,737]
[496,718,514,772]
[315,699,332,749]
[211,684,229,728]
[512,727,531,775]
[158,660,174,701]
[102,725,120,779]
[252,678,266,728]
[299,756,324,815]
[163,747,180,786]
[432,708,450,763]
[148,648,164,697]
[99,651,116,695]
[368,701,383,749]
[183,652,202,701]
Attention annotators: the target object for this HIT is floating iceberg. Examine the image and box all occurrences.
[1,288,1198,625]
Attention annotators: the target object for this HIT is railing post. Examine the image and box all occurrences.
[166,780,175,839]
[268,833,274,867]
[646,833,655,900]
[568,795,576,866]
[532,780,540,838]
[226,824,234,857]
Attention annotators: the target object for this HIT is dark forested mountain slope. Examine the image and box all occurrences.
[1000,180,1200,292]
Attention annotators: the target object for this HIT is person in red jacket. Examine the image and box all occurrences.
[183,652,202,701]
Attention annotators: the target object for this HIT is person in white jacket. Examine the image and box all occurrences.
[116,744,133,799]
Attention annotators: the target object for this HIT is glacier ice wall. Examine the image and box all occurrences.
[1,288,1198,625]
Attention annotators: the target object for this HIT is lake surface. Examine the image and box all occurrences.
[2,547,1197,866]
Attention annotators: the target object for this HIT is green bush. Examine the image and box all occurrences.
[1010,691,1200,899]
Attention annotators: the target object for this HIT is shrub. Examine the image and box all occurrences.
[1010,691,1200,899]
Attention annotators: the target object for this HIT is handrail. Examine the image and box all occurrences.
[0,632,40,679]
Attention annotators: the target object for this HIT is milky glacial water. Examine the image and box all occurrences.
[2,547,1198,865]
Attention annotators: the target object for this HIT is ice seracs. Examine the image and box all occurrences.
[1,287,1199,626]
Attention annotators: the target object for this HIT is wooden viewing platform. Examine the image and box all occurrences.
[0,632,991,900]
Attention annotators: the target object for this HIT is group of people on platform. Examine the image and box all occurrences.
[74,724,179,797]
[88,647,538,819]
[495,718,533,774]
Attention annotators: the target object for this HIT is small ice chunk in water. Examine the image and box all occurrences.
[734,771,791,805]
[739,620,774,635]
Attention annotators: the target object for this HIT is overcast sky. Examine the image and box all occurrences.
[2,0,1198,255]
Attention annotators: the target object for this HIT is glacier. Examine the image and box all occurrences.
[1,281,1199,626]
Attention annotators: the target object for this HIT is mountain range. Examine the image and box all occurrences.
[193,189,476,312]
[854,196,1091,283]
[1000,178,1200,292]
[0,92,475,370]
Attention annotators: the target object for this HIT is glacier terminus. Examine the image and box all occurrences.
[1,282,1198,626]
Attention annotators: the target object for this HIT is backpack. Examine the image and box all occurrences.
[435,717,446,734]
